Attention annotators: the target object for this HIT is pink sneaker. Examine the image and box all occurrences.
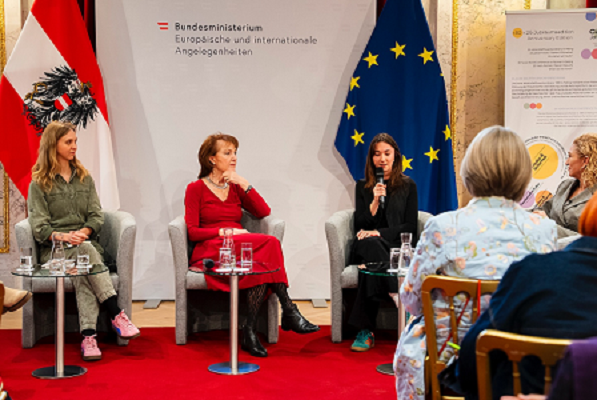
[112,310,140,339]
[81,335,102,361]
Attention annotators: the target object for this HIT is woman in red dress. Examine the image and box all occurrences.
[185,133,319,357]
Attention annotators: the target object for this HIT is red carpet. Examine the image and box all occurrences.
[0,327,398,399]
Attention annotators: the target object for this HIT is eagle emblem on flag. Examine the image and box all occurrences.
[23,65,99,135]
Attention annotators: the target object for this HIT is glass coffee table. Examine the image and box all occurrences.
[12,264,109,379]
[189,260,280,376]
[359,262,407,375]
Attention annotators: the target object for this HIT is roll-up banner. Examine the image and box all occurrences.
[505,9,597,208]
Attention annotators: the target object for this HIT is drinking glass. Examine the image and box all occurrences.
[219,247,232,268]
[19,247,33,271]
[77,246,90,268]
[50,245,65,275]
[389,248,401,273]
[241,243,252,270]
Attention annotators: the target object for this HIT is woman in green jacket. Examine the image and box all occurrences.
[28,121,140,361]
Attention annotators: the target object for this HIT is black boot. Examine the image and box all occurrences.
[281,304,320,334]
[241,326,267,357]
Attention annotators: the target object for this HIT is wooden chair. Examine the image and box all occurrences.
[476,330,571,400]
[422,276,500,400]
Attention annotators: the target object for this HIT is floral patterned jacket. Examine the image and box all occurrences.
[394,197,557,400]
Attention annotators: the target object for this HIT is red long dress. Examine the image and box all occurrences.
[184,179,289,291]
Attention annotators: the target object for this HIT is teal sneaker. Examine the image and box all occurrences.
[351,329,375,352]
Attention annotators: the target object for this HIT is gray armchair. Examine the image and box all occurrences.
[169,210,283,345]
[325,209,433,343]
[15,211,136,348]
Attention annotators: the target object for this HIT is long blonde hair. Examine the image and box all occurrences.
[32,121,89,192]
[573,133,597,188]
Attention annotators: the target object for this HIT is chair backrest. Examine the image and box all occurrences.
[422,275,500,400]
[417,211,433,241]
[240,209,260,233]
[476,330,571,400]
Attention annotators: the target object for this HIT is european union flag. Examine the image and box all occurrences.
[335,0,458,215]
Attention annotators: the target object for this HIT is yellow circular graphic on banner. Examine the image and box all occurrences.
[535,190,553,207]
[513,28,523,39]
[529,143,558,180]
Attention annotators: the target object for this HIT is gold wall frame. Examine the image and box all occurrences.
[450,0,459,154]
[449,0,532,206]
[0,0,10,253]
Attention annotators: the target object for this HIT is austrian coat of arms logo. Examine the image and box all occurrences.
[23,65,99,135]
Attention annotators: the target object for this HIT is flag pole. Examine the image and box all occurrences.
[0,0,10,253]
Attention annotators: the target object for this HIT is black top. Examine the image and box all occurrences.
[353,177,418,247]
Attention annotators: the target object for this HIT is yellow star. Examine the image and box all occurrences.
[363,52,379,68]
[351,130,365,146]
[443,125,451,141]
[402,155,413,171]
[350,76,360,91]
[390,42,406,59]
[424,146,440,163]
[418,48,434,64]
[343,103,356,120]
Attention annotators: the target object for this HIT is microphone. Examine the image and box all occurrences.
[203,259,215,269]
[375,167,385,209]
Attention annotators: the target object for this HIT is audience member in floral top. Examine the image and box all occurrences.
[393,126,557,400]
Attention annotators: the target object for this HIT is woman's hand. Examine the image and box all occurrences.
[232,228,249,235]
[52,232,72,244]
[357,230,380,240]
[222,171,249,191]
[373,183,386,202]
[70,230,89,245]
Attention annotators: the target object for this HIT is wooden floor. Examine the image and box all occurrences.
[0,300,330,330]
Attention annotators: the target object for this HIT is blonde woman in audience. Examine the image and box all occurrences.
[393,126,557,400]
[534,133,597,238]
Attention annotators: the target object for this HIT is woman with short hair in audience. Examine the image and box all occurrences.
[458,191,597,400]
[534,133,597,238]
[28,121,140,362]
[185,132,319,358]
[347,133,418,352]
[394,126,557,400]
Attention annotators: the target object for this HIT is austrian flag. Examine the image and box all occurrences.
[0,0,120,210]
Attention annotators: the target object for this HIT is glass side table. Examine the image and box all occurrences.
[359,262,407,376]
[12,264,109,379]
[189,260,280,376]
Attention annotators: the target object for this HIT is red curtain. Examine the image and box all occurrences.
[588,0,597,7]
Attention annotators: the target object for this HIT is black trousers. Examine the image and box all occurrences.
[347,236,398,331]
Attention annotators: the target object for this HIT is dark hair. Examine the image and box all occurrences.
[197,132,240,178]
[364,133,404,191]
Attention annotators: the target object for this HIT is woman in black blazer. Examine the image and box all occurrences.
[348,133,418,351]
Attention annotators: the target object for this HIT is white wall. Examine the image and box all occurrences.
[97,0,375,299]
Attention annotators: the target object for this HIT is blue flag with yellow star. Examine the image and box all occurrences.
[334,0,457,215]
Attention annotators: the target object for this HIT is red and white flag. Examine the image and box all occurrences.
[0,0,119,210]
